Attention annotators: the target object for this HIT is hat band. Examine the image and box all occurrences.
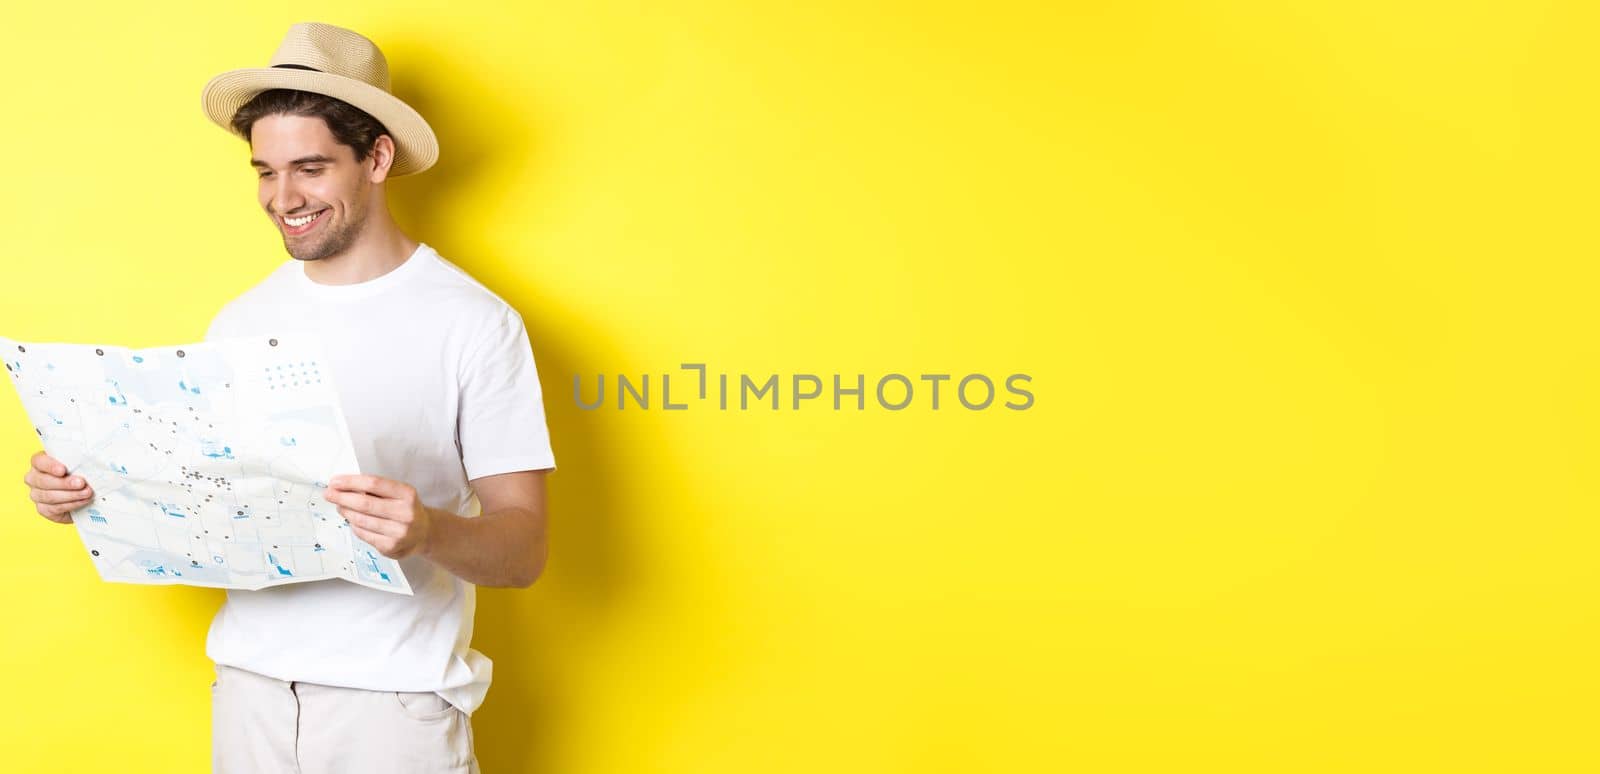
[271,63,323,72]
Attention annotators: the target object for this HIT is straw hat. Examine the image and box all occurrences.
[201,22,439,176]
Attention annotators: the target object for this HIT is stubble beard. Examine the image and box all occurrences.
[289,203,366,262]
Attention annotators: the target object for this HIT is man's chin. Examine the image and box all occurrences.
[283,240,326,262]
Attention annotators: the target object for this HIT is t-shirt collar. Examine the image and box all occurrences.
[294,242,432,300]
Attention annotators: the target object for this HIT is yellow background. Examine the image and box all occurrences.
[0,1,1594,771]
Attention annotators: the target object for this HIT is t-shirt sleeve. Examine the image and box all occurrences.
[456,306,557,479]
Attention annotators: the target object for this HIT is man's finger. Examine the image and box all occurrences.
[349,523,396,555]
[339,506,403,537]
[40,497,88,515]
[24,469,87,491]
[32,487,93,506]
[30,451,65,477]
[328,474,409,499]
[324,488,397,519]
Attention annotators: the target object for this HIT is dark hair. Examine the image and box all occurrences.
[229,88,391,164]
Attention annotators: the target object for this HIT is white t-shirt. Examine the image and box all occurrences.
[201,241,556,716]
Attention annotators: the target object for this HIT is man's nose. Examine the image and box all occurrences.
[270,178,306,216]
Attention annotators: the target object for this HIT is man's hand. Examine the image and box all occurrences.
[23,451,94,524]
[322,474,433,559]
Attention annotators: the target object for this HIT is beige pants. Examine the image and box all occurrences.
[211,663,479,773]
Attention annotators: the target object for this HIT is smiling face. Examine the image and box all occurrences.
[250,114,376,262]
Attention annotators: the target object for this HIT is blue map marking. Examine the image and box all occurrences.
[268,552,293,577]
[201,440,234,460]
[106,378,127,405]
[365,550,392,582]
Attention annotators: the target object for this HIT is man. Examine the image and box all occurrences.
[19,22,554,773]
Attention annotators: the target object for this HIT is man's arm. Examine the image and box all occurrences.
[323,469,550,588]
[423,470,549,588]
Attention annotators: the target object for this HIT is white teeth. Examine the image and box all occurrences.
[285,211,321,227]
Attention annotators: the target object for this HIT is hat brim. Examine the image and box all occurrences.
[201,67,438,177]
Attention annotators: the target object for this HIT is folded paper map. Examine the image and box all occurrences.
[0,333,411,594]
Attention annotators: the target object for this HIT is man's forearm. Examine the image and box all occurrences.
[420,505,547,588]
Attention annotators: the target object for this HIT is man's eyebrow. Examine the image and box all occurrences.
[249,154,337,168]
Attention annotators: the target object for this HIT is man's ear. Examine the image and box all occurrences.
[367,135,397,183]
